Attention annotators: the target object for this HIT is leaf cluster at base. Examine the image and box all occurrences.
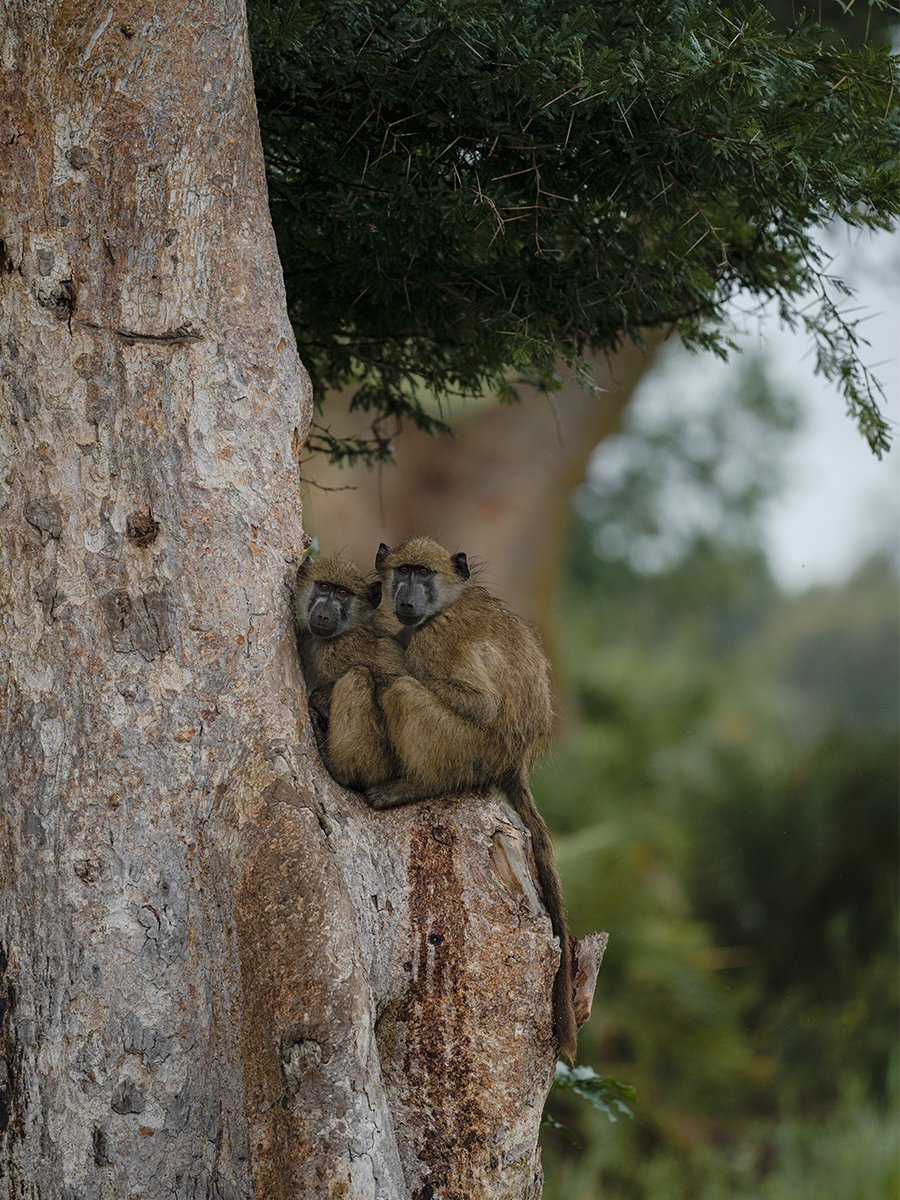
[548,1062,637,1136]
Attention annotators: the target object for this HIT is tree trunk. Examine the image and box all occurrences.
[0,5,578,1198]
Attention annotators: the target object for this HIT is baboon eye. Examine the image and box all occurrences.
[315,581,331,592]
[416,566,430,578]
[335,587,349,599]
[397,565,410,576]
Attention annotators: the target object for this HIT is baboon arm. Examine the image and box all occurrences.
[418,643,501,725]
[326,667,394,789]
[381,676,488,788]
[424,678,500,725]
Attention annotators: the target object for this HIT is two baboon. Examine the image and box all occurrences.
[296,537,577,1060]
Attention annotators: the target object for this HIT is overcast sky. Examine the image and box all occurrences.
[760,227,900,588]
[634,226,900,590]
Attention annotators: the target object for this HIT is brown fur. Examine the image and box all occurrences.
[371,537,578,1061]
[296,554,406,788]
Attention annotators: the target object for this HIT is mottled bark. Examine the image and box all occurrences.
[0,4,575,1199]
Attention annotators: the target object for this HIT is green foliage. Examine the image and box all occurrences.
[535,363,898,1196]
[544,1097,900,1200]
[753,1096,900,1200]
[550,1064,637,1128]
[539,548,899,1194]
[247,0,899,460]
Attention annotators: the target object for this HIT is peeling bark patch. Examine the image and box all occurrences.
[66,146,90,170]
[111,1079,145,1115]
[34,570,63,622]
[6,372,38,424]
[572,931,608,1028]
[37,278,76,322]
[92,1127,111,1166]
[98,585,172,660]
[489,828,541,912]
[135,890,188,964]
[24,807,46,846]
[126,510,160,547]
[25,497,62,544]
[122,1014,176,1067]
[115,323,201,346]
[76,320,202,346]
[280,1037,322,1095]
[73,857,103,884]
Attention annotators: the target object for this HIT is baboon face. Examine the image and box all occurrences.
[304,579,357,638]
[298,565,382,640]
[390,563,438,626]
[376,541,470,627]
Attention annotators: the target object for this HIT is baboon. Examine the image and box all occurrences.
[371,536,577,1061]
[295,553,406,788]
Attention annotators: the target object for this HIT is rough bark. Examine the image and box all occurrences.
[0,4,577,1198]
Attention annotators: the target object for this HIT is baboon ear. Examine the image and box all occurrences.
[296,557,312,581]
[366,579,383,608]
[451,551,470,580]
[375,543,392,571]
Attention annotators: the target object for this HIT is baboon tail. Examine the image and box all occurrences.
[503,768,577,1063]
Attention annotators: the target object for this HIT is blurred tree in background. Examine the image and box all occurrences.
[536,354,899,1198]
